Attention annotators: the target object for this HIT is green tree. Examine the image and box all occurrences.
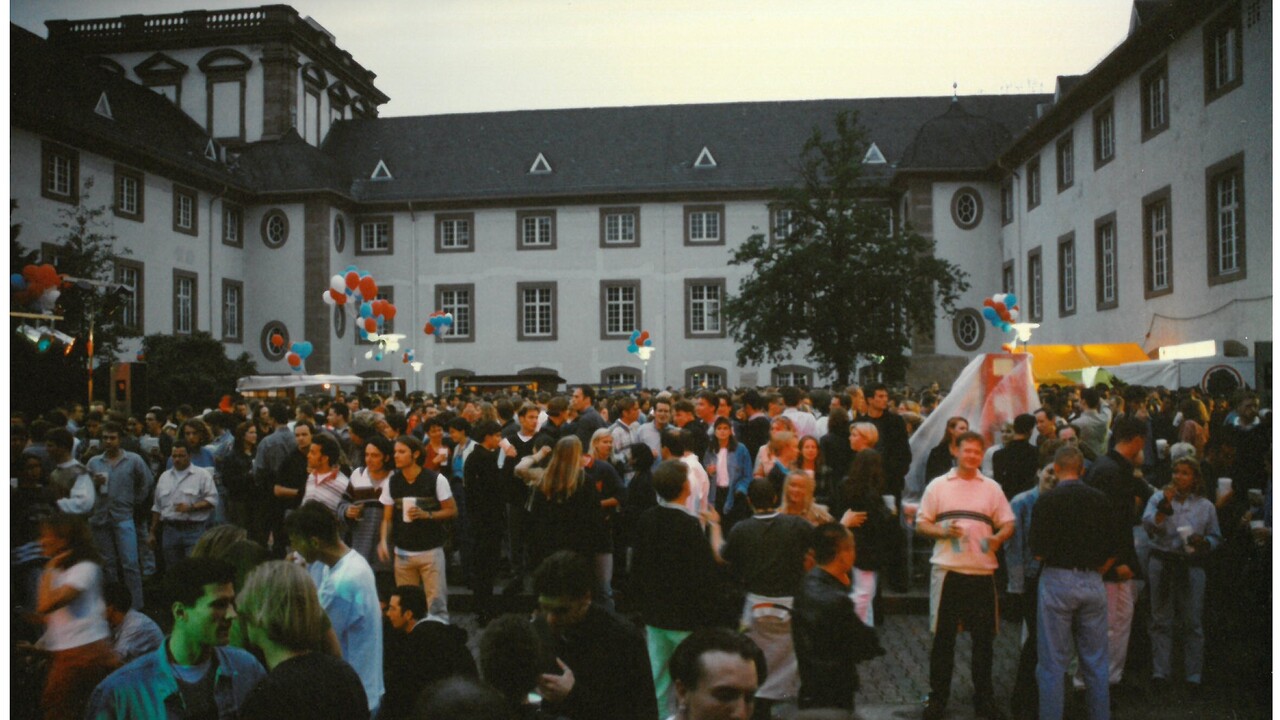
[723,111,968,384]
[141,332,258,411]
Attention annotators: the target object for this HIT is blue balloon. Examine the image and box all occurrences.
[643,339,653,347]
[1004,293,1018,308]
[359,303,373,318]
[981,307,999,324]
[10,273,26,291]
[627,343,638,354]
[1001,322,1012,332]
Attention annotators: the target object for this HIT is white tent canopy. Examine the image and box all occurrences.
[236,374,366,393]
[1074,356,1254,392]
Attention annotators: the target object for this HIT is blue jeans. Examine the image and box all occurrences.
[1037,567,1109,720]
[93,518,144,610]
[162,522,206,569]
[1148,555,1206,683]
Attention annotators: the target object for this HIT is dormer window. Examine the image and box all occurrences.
[198,49,252,143]
[371,159,393,181]
[94,92,113,120]
[529,153,552,174]
[863,143,887,164]
[134,52,188,105]
[301,63,328,146]
[694,146,717,169]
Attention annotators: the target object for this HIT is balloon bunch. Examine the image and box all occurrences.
[323,265,397,342]
[424,311,454,336]
[981,293,1020,333]
[402,349,416,364]
[627,329,653,354]
[11,264,64,312]
[285,341,313,373]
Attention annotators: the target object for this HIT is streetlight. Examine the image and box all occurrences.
[636,345,655,388]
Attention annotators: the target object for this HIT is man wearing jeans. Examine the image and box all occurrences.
[149,442,218,569]
[1031,446,1118,720]
[86,423,153,610]
[916,432,1015,720]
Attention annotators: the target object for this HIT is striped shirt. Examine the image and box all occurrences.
[919,469,1014,575]
[304,469,350,514]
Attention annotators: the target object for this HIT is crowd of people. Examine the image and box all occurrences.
[8,379,1272,719]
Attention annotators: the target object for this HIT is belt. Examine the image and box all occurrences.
[164,519,206,528]
[1044,564,1097,573]
[1150,548,1204,565]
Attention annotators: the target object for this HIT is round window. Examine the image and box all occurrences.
[334,216,346,253]
[260,321,289,360]
[261,210,289,248]
[950,187,983,230]
[952,309,985,352]
[333,305,346,338]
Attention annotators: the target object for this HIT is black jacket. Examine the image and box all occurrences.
[1084,449,1153,581]
[535,605,658,720]
[993,439,1039,500]
[381,619,477,720]
[856,412,911,496]
[792,567,884,710]
[632,505,719,631]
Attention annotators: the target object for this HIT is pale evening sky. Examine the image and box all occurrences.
[10,0,1137,117]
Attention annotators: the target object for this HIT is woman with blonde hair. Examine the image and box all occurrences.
[754,415,797,478]
[849,422,879,454]
[781,471,833,526]
[526,436,605,571]
[236,561,369,719]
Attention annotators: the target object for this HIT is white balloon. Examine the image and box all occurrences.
[322,291,336,306]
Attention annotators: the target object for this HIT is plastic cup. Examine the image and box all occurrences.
[1217,477,1233,500]
[1250,519,1265,530]
[403,497,416,523]
[882,494,897,514]
[1248,488,1264,506]
[1177,525,1194,551]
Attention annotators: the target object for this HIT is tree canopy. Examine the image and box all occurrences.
[141,332,257,412]
[723,111,968,384]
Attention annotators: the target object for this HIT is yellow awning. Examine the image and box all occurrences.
[1023,343,1153,385]
[1079,343,1151,366]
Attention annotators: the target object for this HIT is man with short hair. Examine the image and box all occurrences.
[150,442,218,568]
[103,581,164,663]
[857,383,912,500]
[741,390,772,460]
[670,628,766,720]
[381,585,477,720]
[86,558,266,719]
[569,386,605,448]
[1034,407,1059,449]
[993,413,1040,500]
[793,522,885,712]
[636,398,673,457]
[673,399,710,461]
[46,427,95,516]
[252,401,296,549]
[917,431,1015,720]
[532,551,658,720]
[327,402,353,458]
[1083,415,1150,690]
[301,433,350,514]
[537,396,571,443]
[609,396,642,483]
[1032,446,1118,720]
[287,501,384,716]
[86,423,153,610]
[779,386,817,439]
[502,404,542,594]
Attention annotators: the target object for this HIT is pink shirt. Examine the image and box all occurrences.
[919,468,1014,575]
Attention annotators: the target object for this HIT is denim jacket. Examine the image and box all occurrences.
[86,642,266,719]
[703,443,753,514]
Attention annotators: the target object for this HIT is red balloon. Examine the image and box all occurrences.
[364,318,377,333]
[424,323,435,335]
[359,276,378,300]
[345,271,360,290]
[383,304,397,321]
[982,298,995,308]
[638,331,649,343]
[286,353,301,367]
[270,333,284,348]
[329,288,346,304]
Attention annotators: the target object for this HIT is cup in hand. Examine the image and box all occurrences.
[403,497,417,523]
[1176,525,1194,550]
[882,494,897,514]
[1217,477,1233,501]
[1248,488,1264,506]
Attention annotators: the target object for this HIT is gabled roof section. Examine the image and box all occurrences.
[694,146,717,168]
[322,95,1047,204]
[1055,75,1084,102]
[10,24,240,191]
[133,51,188,81]
[529,152,552,174]
[204,139,219,162]
[94,92,113,120]
[1130,0,1175,35]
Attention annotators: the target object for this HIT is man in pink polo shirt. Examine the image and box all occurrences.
[916,431,1015,720]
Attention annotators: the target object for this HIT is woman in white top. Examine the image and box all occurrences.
[343,434,395,573]
[37,513,119,720]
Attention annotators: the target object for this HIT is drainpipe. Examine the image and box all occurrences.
[996,160,1022,295]
[408,201,418,395]
[209,185,227,336]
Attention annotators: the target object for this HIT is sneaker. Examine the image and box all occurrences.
[922,695,948,720]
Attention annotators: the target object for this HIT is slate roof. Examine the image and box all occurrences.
[895,100,1018,173]
[235,129,353,196]
[10,24,242,190]
[322,95,1050,204]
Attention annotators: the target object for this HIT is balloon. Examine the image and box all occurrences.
[328,288,346,304]
[136,350,146,361]
[644,338,653,347]
[322,291,336,307]
[1008,307,1019,322]
[345,271,360,290]
[1001,342,1016,352]
[1004,293,1018,308]
[364,318,377,334]
[359,276,378,300]
[982,297,994,308]
[424,322,435,335]
[383,304,397,321]
[291,342,313,359]
[286,352,301,368]
[627,343,638,354]
[629,330,640,343]
[638,331,649,344]
[10,273,26,291]
[359,303,374,319]
[1001,322,1012,332]
[270,333,285,348]
[981,307,999,324]
[330,275,345,293]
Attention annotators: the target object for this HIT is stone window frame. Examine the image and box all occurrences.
[1142,185,1175,299]
[516,210,557,251]
[221,278,244,343]
[950,186,983,230]
[222,202,244,248]
[435,212,475,253]
[600,366,641,386]
[1093,97,1116,170]
[1141,57,1170,142]
[41,141,79,205]
[1094,212,1119,311]
[172,269,198,335]
[113,257,145,333]
[112,164,144,222]
[1000,178,1014,226]
[260,320,290,360]
[516,281,558,341]
[1203,3,1244,105]
[260,208,290,249]
[355,215,394,255]
[599,279,642,340]
[1205,152,1246,285]
[685,365,727,390]
[1055,131,1075,193]
[771,364,815,387]
[1002,260,1016,295]
[1057,232,1077,317]
[436,369,475,396]
[435,283,475,343]
[684,277,727,339]
[198,49,252,144]
[334,215,346,253]
[769,205,796,242]
[1027,246,1044,322]
[599,207,641,248]
[683,204,725,246]
[952,309,984,352]
[1026,156,1041,211]
[172,184,199,236]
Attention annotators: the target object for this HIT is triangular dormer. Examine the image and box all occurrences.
[94,92,113,120]
[371,159,393,180]
[694,146,717,169]
[204,139,219,162]
[862,143,886,165]
[529,153,552,174]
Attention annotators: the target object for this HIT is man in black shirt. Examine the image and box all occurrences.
[466,420,507,624]
[993,414,1039,500]
[740,390,772,460]
[1031,446,1117,720]
[381,585,476,720]
[855,384,911,499]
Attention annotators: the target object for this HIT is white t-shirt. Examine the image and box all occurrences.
[309,550,384,714]
[42,560,111,651]
[376,472,452,506]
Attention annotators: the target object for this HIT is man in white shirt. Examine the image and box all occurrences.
[609,397,642,484]
[636,398,674,458]
[148,442,218,568]
[301,433,350,514]
[780,387,818,440]
[661,431,709,514]
[288,500,384,717]
[45,427,95,516]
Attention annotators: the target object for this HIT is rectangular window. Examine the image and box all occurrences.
[435,213,474,253]
[1056,132,1074,192]
[1002,261,1016,295]
[517,210,557,250]
[1204,5,1243,103]
[684,205,725,245]
[1206,153,1246,284]
[1095,213,1118,310]
[221,279,243,342]
[435,283,474,342]
[1026,158,1041,210]
[685,278,726,338]
[356,216,393,255]
[600,207,640,247]
[304,89,320,146]
[603,370,640,386]
[517,282,557,340]
[173,270,197,334]
[210,80,244,141]
[173,185,198,236]
[113,258,144,333]
[687,367,726,390]
[114,165,144,221]
[600,280,641,339]
[1142,58,1170,141]
[1027,248,1043,322]
[770,207,796,241]
[222,203,243,247]
[1093,100,1115,169]
[1000,179,1013,225]
[1143,187,1173,298]
[1058,233,1076,317]
[41,141,79,204]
